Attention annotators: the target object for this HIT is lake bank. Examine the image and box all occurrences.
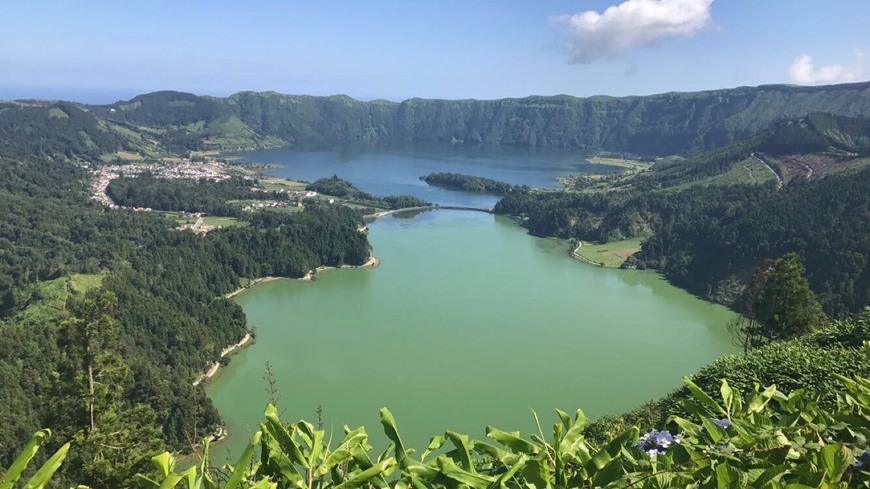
[192,332,253,387]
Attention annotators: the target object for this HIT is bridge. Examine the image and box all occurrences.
[367,205,494,219]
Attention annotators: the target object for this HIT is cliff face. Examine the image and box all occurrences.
[89,82,870,155]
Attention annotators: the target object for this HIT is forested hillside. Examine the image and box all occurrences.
[0,143,371,484]
[89,82,870,154]
[0,102,124,160]
[495,115,870,316]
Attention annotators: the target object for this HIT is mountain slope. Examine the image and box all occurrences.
[638,112,870,189]
[88,82,870,155]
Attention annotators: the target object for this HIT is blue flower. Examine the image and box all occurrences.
[854,451,870,468]
[636,430,680,457]
[710,418,732,430]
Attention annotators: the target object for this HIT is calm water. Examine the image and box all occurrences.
[208,147,737,458]
[241,145,622,207]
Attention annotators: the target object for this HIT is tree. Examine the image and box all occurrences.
[733,253,826,351]
[53,292,164,487]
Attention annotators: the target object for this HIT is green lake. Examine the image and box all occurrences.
[208,171,738,458]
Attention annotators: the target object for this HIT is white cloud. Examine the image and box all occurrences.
[786,53,865,85]
[552,0,713,64]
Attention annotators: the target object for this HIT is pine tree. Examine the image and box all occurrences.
[53,292,164,487]
[734,253,826,351]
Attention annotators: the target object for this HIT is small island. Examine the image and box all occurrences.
[420,172,529,195]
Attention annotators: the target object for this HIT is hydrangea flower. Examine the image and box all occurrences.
[710,418,732,430]
[636,430,680,457]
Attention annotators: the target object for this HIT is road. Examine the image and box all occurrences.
[751,153,783,190]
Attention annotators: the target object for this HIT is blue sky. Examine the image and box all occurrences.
[1,1,868,103]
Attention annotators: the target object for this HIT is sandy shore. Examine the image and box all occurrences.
[299,254,380,281]
[192,332,252,386]
[224,277,283,299]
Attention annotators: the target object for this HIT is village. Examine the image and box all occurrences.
[90,161,231,209]
[89,159,325,233]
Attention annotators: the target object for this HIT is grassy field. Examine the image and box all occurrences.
[14,274,105,326]
[201,216,246,227]
[259,177,308,191]
[668,156,776,191]
[587,156,653,171]
[160,211,198,225]
[574,238,643,267]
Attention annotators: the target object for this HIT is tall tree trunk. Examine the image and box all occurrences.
[87,343,95,433]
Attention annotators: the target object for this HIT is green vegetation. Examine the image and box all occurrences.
[258,176,308,191]
[106,174,290,216]
[587,156,652,171]
[731,253,827,352]
[4,82,870,485]
[573,239,643,268]
[420,172,529,195]
[11,274,104,327]
[0,145,372,481]
[495,117,870,316]
[307,175,377,201]
[11,362,870,487]
[307,175,431,210]
[0,102,126,161]
[586,309,870,446]
[88,83,870,155]
[200,216,245,228]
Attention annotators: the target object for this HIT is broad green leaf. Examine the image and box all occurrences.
[306,429,325,471]
[715,463,734,489]
[333,458,397,489]
[379,408,437,478]
[586,427,637,473]
[313,428,367,477]
[748,384,778,413]
[493,453,529,486]
[421,435,445,461]
[700,417,728,444]
[436,456,494,488]
[819,443,852,482]
[684,377,726,415]
[152,452,175,477]
[156,472,185,489]
[0,430,49,489]
[751,464,788,488]
[445,431,475,471]
[721,380,734,415]
[259,430,305,486]
[248,480,277,489]
[225,431,262,489]
[485,427,540,454]
[22,442,70,489]
[135,475,161,489]
[671,416,701,433]
[262,405,309,467]
[555,409,571,431]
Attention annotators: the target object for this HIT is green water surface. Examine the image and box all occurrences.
[207,210,736,458]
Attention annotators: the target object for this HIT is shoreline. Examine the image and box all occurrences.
[571,241,604,267]
[198,253,380,445]
[299,254,380,281]
[203,254,380,384]
[224,254,380,296]
[192,332,253,387]
[224,276,283,299]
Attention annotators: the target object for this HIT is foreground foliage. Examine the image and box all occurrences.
[87,371,870,487]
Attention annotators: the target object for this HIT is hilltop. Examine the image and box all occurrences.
[79,81,870,155]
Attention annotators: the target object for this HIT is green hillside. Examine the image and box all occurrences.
[87,82,870,155]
